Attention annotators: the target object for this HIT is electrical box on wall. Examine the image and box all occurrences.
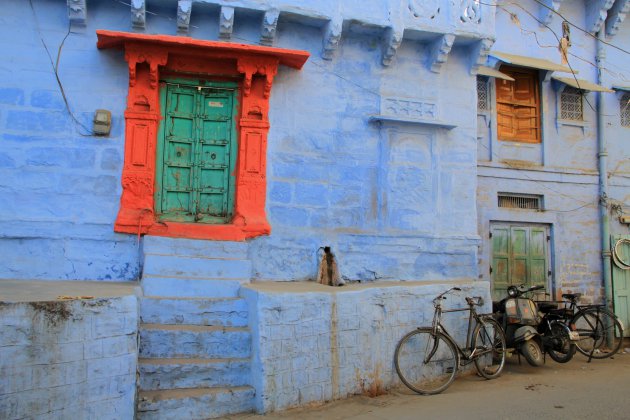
[93,109,112,136]
[620,215,630,224]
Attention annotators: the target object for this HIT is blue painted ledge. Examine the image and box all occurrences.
[369,115,457,130]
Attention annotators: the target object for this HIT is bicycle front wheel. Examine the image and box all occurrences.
[472,318,506,379]
[572,309,624,359]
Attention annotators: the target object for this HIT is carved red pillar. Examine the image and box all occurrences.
[233,57,279,236]
[114,44,168,234]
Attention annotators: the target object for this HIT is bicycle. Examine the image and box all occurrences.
[559,293,624,361]
[394,287,506,395]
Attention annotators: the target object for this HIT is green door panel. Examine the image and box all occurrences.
[155,81,237,223]
[612,235,630,337]
[491,224,550,300]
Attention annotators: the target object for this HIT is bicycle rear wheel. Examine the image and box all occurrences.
[572,308,624,359]
[394,328,458,395]
[472,318,506,379]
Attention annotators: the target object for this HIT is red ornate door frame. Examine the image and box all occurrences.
[96,31,309,241]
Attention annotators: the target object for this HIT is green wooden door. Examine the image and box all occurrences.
[491,224,549,300]
[612,235,630,337]
[155,81,237,223]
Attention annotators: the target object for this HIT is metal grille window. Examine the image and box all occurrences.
[477,76,489,111]
[621,93,630,127]
[498,193,543,210]
[560,86,583,120]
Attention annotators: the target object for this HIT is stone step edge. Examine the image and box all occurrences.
[140,323,249,333]
[141,296,244,302]
[138,357,250,365]
[141,274,251,281]
[143,252,250,261]
[138,386,254,402]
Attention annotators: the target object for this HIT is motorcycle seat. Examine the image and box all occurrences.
[562,293,582,300]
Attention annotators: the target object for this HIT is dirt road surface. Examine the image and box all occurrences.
[230,351,630,420]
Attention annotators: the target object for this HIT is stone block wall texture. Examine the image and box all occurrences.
[1,0,480,283]
[0,296,138,419]
[243,281,489,413]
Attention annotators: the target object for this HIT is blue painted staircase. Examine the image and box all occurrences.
[136,236,255,419]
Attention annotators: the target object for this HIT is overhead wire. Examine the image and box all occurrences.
[28,0,94,136]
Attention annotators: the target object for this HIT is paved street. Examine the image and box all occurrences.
[231,349,630,420]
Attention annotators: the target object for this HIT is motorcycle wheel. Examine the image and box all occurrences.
[521,339,544,367]
[547,321,576,364]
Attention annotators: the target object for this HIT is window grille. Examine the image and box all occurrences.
[621,93,630,127]
[560,86,583,120]
[477,76,489,111]
[498,193,543,210]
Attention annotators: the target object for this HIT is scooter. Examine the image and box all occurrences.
[493,284,545,366]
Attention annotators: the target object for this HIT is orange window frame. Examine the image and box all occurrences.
[96,31,309,241]
[496,65,541,144]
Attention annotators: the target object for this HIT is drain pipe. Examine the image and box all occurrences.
[596,30,613,312]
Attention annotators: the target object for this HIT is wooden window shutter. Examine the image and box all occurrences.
[496,66,541,143]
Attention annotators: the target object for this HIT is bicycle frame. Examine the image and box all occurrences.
[428,297,494,364]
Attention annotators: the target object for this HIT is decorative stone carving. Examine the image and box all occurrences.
[585,0,615,33]
[382,97,438,120]
[606,0,630,36]
[177,0,192,34]
[428,34,455,74]
[322,16,343,60]
[408,0,441,19]
[124,47,168,89]
[470,37,495,75]
[382,26,404,67]
[460,0,481,23]
[260,9,280,46]
[219,6,235,40]
[539,0,563,25]
[237,57,279,98]
[131,0,146,29]
[67,0,87,26]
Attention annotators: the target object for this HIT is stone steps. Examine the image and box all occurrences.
[138,237,255,418]
[137,386,255,419]
[138,357,251,390]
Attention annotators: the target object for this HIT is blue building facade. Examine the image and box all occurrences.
[0,0,628,418]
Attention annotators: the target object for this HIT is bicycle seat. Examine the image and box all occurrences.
[562,293,582,300]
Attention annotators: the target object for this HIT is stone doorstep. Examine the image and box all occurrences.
[137,386,255,419]
[138,357,251,390]
[139,296,248,327]
[141,276,246,298]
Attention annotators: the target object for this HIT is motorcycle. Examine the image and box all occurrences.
[536,299,578,363]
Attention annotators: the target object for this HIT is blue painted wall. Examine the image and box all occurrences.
[476,0,630,301]
[1,0,493,283]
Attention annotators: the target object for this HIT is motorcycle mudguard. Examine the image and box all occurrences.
[514,326,539,343]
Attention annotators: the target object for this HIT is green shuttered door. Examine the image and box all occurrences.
[491,224,549,300]
[155,81,237,223]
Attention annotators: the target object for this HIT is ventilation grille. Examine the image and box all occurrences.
[477,77,489,111]
[560,86,583,120]
[498,193,543,210]
[621,93,630,127]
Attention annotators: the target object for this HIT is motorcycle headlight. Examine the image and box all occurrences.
[507,286,518,298]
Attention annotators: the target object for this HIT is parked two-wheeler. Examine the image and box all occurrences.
[494,284,578,366]
[494,284,545,366]
[537,300,578,363]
